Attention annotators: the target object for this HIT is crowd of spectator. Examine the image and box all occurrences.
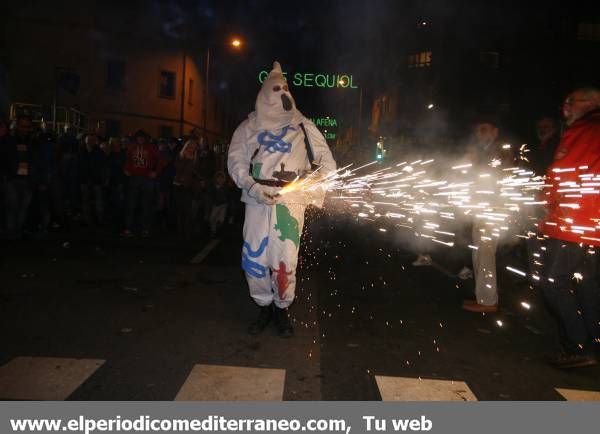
[0,115,241,241]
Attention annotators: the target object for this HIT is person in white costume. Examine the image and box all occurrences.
[228,61,336,337]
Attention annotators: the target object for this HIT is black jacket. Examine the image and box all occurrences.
[78,148,108,185]
[1,133,39,183]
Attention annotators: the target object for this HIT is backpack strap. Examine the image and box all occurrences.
[299,122,319,171]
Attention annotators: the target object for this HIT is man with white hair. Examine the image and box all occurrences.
[228,61,336,337]
[561,87,600,128]
[539,86,600,368]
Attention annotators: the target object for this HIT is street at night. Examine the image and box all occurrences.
[2,214,599,401]
[2,4,600,431]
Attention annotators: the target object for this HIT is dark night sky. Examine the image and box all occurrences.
[117,0,596,137]
[200,0,389,117]
[3,0,599,136]
[144,0,371,117]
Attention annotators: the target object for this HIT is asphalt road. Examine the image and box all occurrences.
[1,212,599,401]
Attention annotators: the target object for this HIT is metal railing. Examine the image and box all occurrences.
[9,102,88,133]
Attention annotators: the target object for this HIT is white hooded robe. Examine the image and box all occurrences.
[227,61,336,308]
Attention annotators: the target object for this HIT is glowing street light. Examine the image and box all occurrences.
[427,103,435,109]
[204,37,244,130]
[231,38,242,49]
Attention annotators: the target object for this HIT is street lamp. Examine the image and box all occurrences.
[204,37,244,133]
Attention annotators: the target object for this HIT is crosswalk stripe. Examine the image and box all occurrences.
[190,239,221,264]
[555,388,600,401]
[175,364,286,401]
[375,375,478,401]
[0,356,105,400]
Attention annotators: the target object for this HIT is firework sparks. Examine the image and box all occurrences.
[283,148,600,302]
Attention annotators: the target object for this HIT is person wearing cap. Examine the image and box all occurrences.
[460,117,515,313]
[228,61,336,337]
[122,129,161,237]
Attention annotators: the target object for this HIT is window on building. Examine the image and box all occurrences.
[578,22,600,42]
[159,125,174,139]
[479,51,500,69]
[159,70,176,99]
[408,51,432,68]
[106,60,126,89]
[188,79,194,105]
[105,119,121,137]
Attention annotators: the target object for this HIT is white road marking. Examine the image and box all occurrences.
[556,388,600,401]
[190,239,221,264]
[175,364,286,401]
[375,375,478,401]
[0,356,105,400]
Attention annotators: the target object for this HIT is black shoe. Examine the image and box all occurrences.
[248,304,273,335]
[273,306,294,338]
[548,352,598,369]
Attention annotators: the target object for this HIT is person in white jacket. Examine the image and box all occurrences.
[228,61,336,337]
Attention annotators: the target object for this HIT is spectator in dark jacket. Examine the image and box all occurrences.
[529,116,561,177]
[157,137,179,228]
[172,137,203,237]
[3,115,37,239]
[524,116,562,275]
[78,133,108,225]
[37,120,63,232]
[57,124,81,219]
[106,137,127,226]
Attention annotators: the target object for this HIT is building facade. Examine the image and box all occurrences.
[368,1,600,144]
[1,2,235,144]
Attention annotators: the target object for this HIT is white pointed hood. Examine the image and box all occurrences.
[252,61,302,131]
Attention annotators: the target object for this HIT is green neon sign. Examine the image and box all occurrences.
[310,117,338,128]
[258,71,358,89]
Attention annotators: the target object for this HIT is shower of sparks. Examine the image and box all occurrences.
[285,146,600,299]
[277,148,562,251]
[506,266,527,277]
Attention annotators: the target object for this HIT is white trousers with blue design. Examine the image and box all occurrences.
[242,203,306,308]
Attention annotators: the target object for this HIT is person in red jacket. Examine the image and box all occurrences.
[121,130,161,237]
[539,87,600,369]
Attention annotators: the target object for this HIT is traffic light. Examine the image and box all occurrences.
[376,138,386,160]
